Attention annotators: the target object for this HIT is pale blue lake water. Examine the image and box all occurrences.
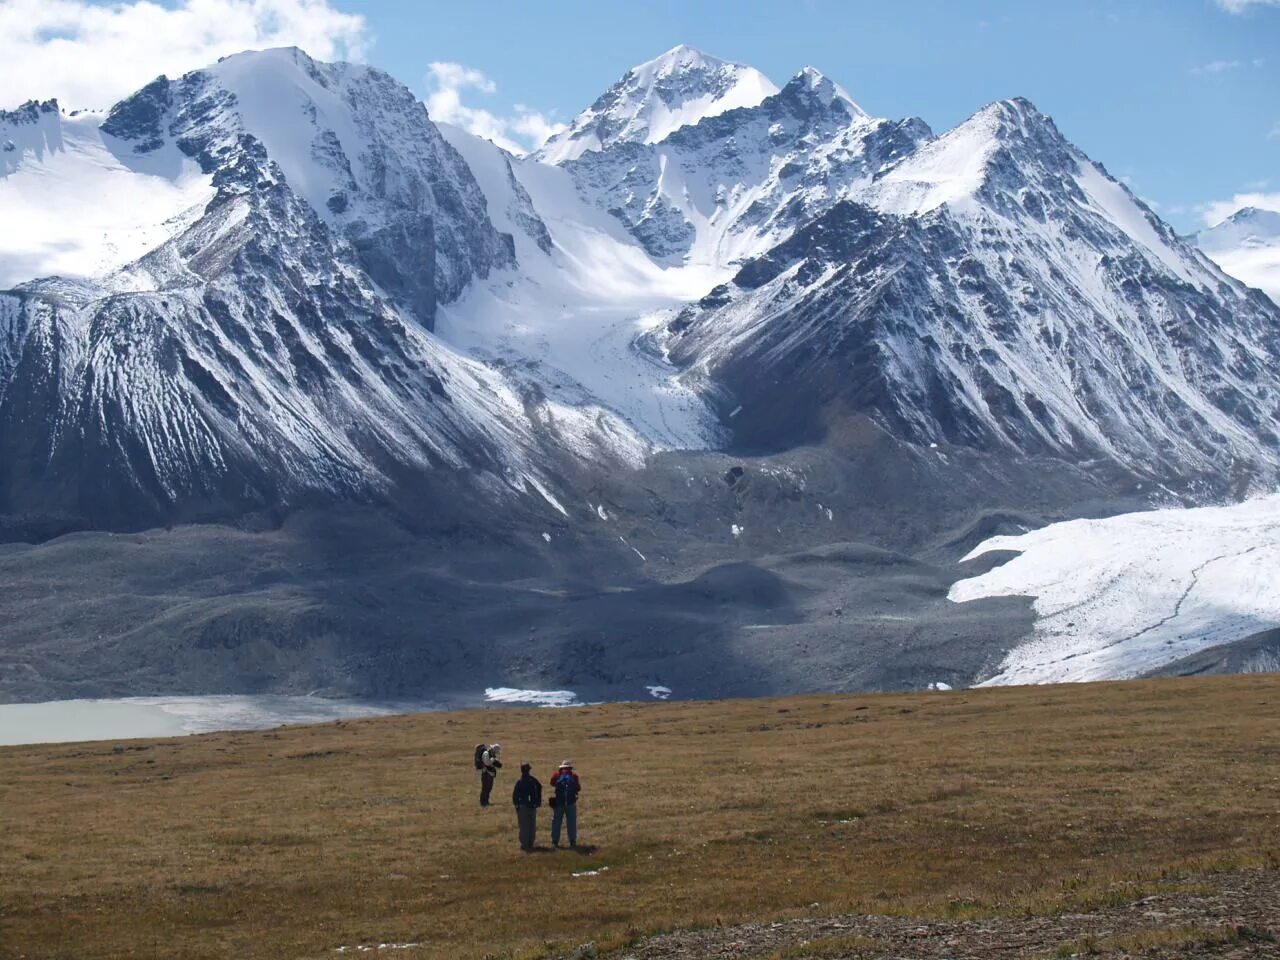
[0,695,436,746]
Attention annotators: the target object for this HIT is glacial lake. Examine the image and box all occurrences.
[0,695,439,746]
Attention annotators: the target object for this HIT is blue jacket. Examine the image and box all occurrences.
[551,769,580,806]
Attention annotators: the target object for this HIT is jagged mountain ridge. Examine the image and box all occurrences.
[0,48,601,529]
[552,65,929,266]
[662,98,1280,492]
[100,48,517,323]
[3,45,1280,701]
[4,44,1280,530]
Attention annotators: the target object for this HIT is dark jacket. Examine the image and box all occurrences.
[550,769,580,806]
[512,773,542,809]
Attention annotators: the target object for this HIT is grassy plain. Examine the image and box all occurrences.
[1,675,1277,959]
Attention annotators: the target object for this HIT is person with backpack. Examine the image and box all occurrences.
[475,743,502,807]
[549,759,581,847]
[511,762,542,851]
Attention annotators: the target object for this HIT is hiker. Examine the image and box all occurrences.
[476,743,502,807]
[512,762,542,851]
[549,759,581,847]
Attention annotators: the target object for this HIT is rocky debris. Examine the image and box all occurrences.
[610,868,1280,959]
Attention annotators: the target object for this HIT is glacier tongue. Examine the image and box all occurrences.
[437,123,727,457]
[950,495,1280,684]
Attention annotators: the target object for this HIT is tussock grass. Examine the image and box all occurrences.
[1,675,1278,959]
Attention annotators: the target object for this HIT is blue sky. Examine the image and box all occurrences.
[1,0,1276,231]
[385,0,1279,232]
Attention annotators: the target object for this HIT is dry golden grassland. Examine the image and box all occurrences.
[1,675,1277,959]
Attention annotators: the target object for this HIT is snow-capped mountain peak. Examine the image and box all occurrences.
[536,44,779,164]
[1199,206,1280,252]
[1196,206,1280,305]
[790,66,867,119]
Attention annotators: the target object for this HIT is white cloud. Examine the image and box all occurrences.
[424,60,565,155]
[1199,192,1280,227]
[1191,59,1244,74]
[1214,0,1280,11]
[0,0,370,111]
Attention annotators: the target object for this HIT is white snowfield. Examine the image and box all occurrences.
[439,122,730,456]
[0,107,214,289]
[483,687,581,707]
[948,495,1280,684]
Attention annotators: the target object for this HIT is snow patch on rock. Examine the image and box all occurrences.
[484,687,581,707]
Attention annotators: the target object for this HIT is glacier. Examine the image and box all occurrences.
[949,494,1280,684]
[2,43,1280,699]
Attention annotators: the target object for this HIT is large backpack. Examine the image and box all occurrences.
[474,744,486,771]
[554,770,578,805]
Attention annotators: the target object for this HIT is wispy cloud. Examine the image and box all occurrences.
[1269,123,1280,140]
[424,61,564,155]
[1192,59,1244,74]
[1214,0,1280,12]
[1190,57,1265,75]
[0,0,370,111]
[1198,191,1280,227]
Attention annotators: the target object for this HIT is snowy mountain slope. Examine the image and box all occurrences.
[948,494,1280,684]
[1197,207,1280,306]
[0,50,616,527]
[665,98,1280,490]
[7,43,1280,699]
[536,45,779,164]
[0,157,550,526]
[5,45,1280,528]
[0,100,214,289]
[555,66,930,267]
[3,48,514,325]
[436,123,724,455]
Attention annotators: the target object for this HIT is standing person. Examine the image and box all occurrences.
[512,762,542,851]
[549,759,581,848]
[478,743,502,807]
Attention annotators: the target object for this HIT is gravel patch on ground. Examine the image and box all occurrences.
[612,868,1280,959]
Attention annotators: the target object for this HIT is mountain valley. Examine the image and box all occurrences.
[2,45,1278,702]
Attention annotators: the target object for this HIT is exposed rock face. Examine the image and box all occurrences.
[4,47,1280,701]
[556,66,931,264]
[536,44,779,164]
[0,49,569,529]
[98,48,515,327]
[665,100,1280,496]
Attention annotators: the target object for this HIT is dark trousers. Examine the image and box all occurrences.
[516,805,537,850]
[551,802,577,846]
[480,770,495,806]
